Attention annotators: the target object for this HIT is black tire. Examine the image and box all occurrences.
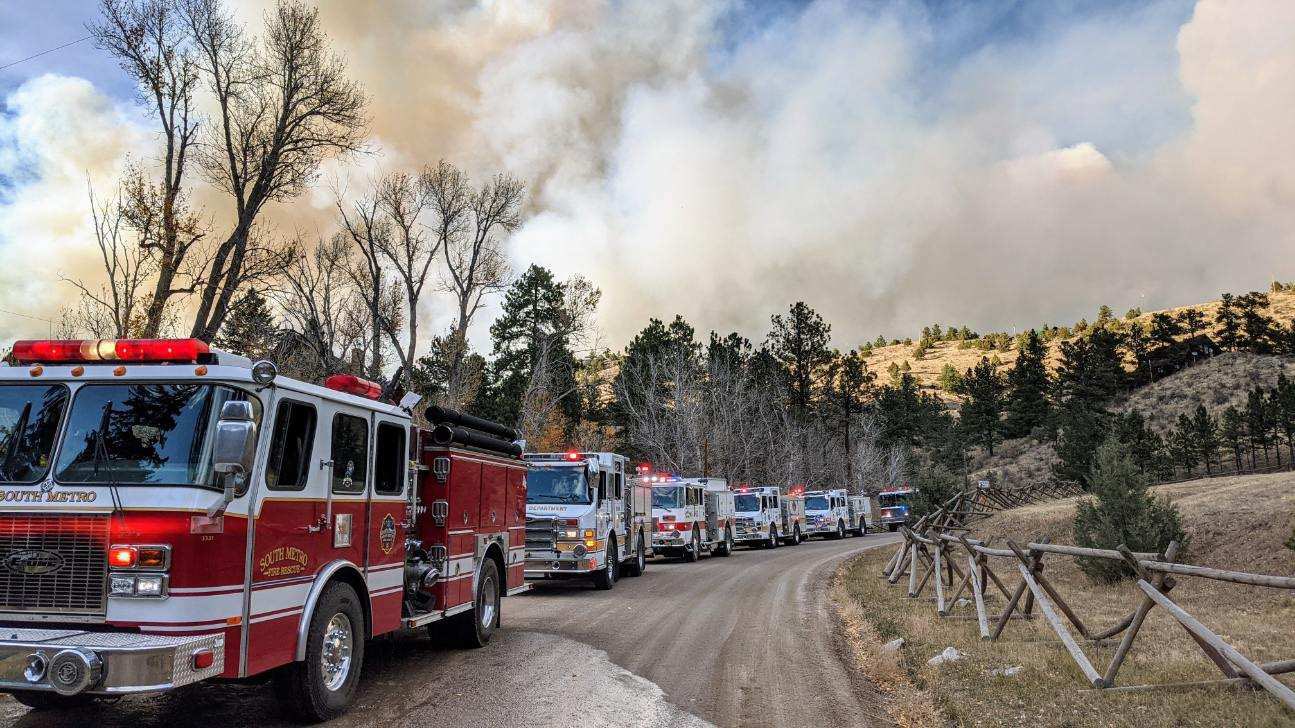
[10,691,96,711]
[625,531,647,576]
[888,523,898,532]
[717,526,734,556]
[835,521,846,540]
[768,526,779,549]
[592,537,618,589]
[277,581,366,723]
[452,557,501,647]
[792,525,802,545]
[683,528,700,562]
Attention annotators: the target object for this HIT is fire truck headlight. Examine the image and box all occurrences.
[134,575,166,597]
[561,529,580,539]
[109,575,136,596]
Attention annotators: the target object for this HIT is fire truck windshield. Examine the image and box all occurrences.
[53,383,260,489]
[878,492,910,508]
[733,494,759,512]
[0,384,70,483]
[526,467,591,504]
[651,486,683,509]
[804,495,829,511]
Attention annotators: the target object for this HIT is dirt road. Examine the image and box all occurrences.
[0,533,898,728]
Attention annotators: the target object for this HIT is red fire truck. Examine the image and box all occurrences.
[0,339,527,721]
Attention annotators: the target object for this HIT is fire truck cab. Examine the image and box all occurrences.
[731,486,804,548]
[522,452,651,589]
[876,487,914,531]
[647,476,735,560]
[0,339,527,722]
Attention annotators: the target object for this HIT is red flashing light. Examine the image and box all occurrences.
[636,463,651,474]
[109,546,137,568]
[324,374,382,399]
[564,451,582,461]
[11,338,209,364]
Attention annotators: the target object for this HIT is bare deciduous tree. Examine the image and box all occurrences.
[183,0,366,340]
[61,182,155,338]
[90,0,203,337]
[336,190,391,378]
[272,235,365,380]
[434,165,522,405]
[371,171,436,384]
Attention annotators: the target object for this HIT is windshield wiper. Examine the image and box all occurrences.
[0,402,32,482]
[93,401,127,525]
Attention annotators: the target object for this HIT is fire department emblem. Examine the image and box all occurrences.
[5,549,63,576]
[379,514,397,554]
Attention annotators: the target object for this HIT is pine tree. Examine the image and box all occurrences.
[1052,328,1126,487]
[1149,312,1183,349]
[938,363,962,393]
[875,373,942,451]
[214,288,278,360]
[1073,438,1188,582]
[1123,322,1152,384]
[1177,307,1206,341]
[1235,291,1275,353]
[1191,404,1218,475]
[768,302,834,419]
[958,357,1005,455]
[1273,374,1295,465]
[1003,329,1050,439]
[481,265,587,428]
[1096,305,1115,329]
[1215,293,1241,351]
[1245,387,1273,467]
[1113,410,1164,476]
[1170,414,1199,476]
[1220,406,1247,472]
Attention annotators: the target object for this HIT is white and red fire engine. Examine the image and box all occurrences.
[522,452,652,589]
[731,486,805,547]
[0,339,527,721]
[645,475,735,560]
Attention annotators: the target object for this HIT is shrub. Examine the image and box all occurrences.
[1073,438,1189,582]
[909,464,962,523]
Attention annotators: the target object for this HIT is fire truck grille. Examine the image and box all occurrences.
[0,513,109,615]
[524,517,559,552]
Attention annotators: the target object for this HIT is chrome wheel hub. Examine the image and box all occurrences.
[480,573,498,629]
[320,613,353,692]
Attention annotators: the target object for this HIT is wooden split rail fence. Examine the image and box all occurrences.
[879,512,1295,711]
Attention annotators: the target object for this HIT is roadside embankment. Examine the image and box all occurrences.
[834,472,1295,727]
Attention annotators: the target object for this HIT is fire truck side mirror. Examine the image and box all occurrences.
[209,400,258,517]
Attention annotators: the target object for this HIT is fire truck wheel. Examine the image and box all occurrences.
[717,526,733,556]
[451,558,502,648]
[682,529,701,563]
[592,537,619,589]
[9,691,96,710]
[768,526,779,549]
[834,521,846,540]
[278,581,366,723]
[792,524,802,545]
[625,531,647,576]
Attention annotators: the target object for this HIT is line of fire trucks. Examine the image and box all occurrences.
[0,338,915,722]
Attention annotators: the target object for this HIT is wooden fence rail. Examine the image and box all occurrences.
[879,515,1295,711]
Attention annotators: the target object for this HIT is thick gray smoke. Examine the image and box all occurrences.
[2,0,1293,347]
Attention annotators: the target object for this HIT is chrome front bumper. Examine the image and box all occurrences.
[0,628,224,695]
[524,550,603,577]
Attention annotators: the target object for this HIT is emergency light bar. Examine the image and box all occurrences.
[323,374,383,399]
[11,338,211,364]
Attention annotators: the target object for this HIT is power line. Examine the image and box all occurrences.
[0,35,92,73]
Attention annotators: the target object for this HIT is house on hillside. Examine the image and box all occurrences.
[1147,334,1219,379]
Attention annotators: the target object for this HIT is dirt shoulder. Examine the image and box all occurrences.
[833,472,1295,728]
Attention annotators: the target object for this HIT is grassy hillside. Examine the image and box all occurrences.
[860,288,1295,402]
[838,472,1295,727]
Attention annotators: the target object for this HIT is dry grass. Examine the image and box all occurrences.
[859,289,1295,403]
[839,472,1295,727]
